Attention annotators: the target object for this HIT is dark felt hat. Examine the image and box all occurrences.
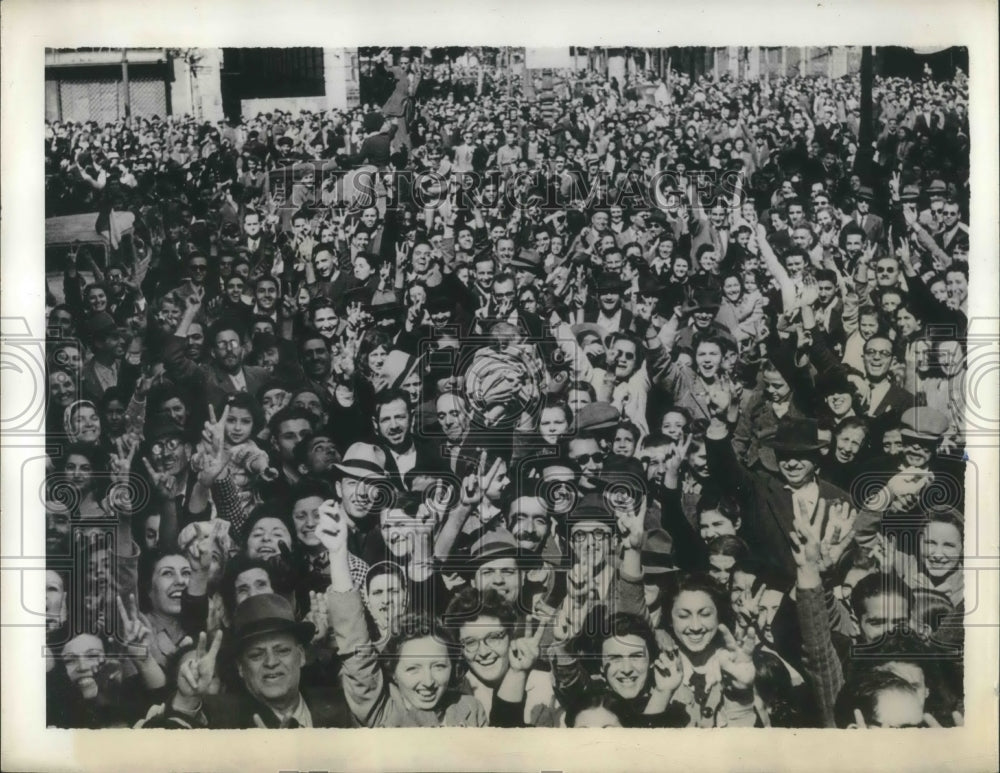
[231,593,315,651]
[761,417,828,453]
[576,402,620,432]
[86,312,118,339]
[641,529,678,575]
[565,492,616,528]
[594,271,629,294]
[682,288,722,313]
[510,248,543,273]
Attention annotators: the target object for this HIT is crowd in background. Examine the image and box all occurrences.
[43,51,969,729]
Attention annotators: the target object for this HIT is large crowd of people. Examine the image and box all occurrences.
[43,50,969,730]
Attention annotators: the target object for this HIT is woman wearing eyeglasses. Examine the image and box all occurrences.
[444,588,558,727]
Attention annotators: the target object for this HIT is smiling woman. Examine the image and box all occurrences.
[137,550,194,668]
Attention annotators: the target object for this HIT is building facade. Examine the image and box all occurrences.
[45,47,360,125]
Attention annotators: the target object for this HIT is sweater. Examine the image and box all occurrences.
[328,588,489,728]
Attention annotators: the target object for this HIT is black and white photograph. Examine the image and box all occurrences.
[3,2,999,771]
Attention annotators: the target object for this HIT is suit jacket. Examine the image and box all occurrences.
[707,434,851,582]
[688,218,731,260]
[80,357,139,404]
[855,212,885,245]
[582,304,635,336]
[937,222,969,254]
[379,438,448,489]
[145,686,355,729]
[731,391,810,471]
[163,335,271,409]
[866,381,914,419]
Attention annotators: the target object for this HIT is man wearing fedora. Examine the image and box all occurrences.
[933,199,968,258]
[509,248,544,292]
[918,179,949,231]
[80,311,131,403]
[850,186,884,246]
[705,394,852,581]
[865,406,965,514]
[149,594,352,728]
[671,288,732,353]
[582,271,635,336]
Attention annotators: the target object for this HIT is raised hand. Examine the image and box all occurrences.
[551,593,588,646]
[134,364,161,399]
[821,499,858,571]
[508,618,545,672]
[116,593,152,658]
[177,630,223,699]
[142,456,177,499]
[186,285,205,310]
[566,562,596,609]
[799,274,819,307]
[345,301,365,331]
[734,582,767,629]
[650,646,683,698]
[460,450,499,509]
[196,404,231,487]
[716,623,756,690]
[404,300,424,333]
[109,436,137,487]
[661,434,691,488]
[615,494,646,551]
[315,499,348,557]
[706,380,732,419]
[305,590,330,643]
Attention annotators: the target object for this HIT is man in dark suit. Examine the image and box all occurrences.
[471,272,547,341]
[857,335,914,421]
[144,594,353,728]
[808,328,913,426]
[373,388,446,489]
[80,311,133,403]
[582,271,635,336]
[240,211,275,279]
[851,186,884,246]
[811,269,847,346]
[706,408,854,583]
[164,295,271,410]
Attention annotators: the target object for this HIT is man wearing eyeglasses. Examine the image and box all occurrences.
[142,419,197,520]
[166,293,271,409]
[851,186,884,246]
[934,200,968,257]
[472,273,545,341]
[858,335,914,420]
[565,435,606,493]
[917,179,949,232]
[171,252,213,306]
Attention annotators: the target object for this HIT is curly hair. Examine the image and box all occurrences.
[661,571,737,639]
[381,612,464,689]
